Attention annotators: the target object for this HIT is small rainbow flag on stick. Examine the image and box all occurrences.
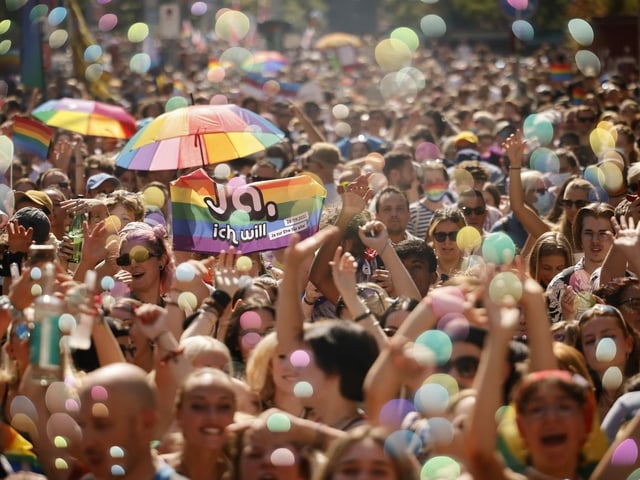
[170,169,326,254]
[12,116,53,160]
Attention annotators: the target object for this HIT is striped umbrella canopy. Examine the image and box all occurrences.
[242,50,289,75]
[115,104,285,171]
[32,97,137,139]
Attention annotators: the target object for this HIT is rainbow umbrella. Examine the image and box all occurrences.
[115,104,285,171]
[32,98,137,139]
[242,50,289,75]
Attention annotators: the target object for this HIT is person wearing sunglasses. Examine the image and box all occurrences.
[116,222,175,307]
[37,167,74,200]
[457,189,488,236]
[427,207,466,284]
[437,326,486,389]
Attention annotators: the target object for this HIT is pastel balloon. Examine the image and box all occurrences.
[482,232,516,265]
[0,136,12,175]
[575,50,601,76]
[175,262,196,282]
[568,18,594,46]
[421,455,461,480]
[430,286,465,318]
[489,272,522,304]
[191,1,208,16]
[420,14,446,38]
[47,7,67,26]
[98,14,118,32]
[595,337,617,363]
[0,20,10,35]
[379,399,415,430]
[384,429,422,457]
[414,383,449,416]
[602,366,623,390]
[512,20,534,42]
[611,438,638,465]
[165,96,188,112]
[128,23,149,43]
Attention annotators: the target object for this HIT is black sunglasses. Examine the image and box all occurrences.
[440,355,480,379]
[433,231,459,243]
[460,206,486,216]
[561,199,588,209]
[116,252,161,267]
[577,116,596,123]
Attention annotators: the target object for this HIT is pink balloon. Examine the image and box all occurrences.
[611,439,638,465]
[507,0,528,10]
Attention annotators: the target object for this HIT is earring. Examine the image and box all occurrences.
[159,265,164,271]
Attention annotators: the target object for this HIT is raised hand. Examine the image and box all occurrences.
[329,246,358,300]
[358,220,391,253]
[211,247,242,298]
[502,129,526,168]
[7,220,33,253]
[337,175,374,214]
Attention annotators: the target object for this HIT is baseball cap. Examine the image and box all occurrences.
[87,173,121,192]
[454,131,479,148]
[14,190,54,215]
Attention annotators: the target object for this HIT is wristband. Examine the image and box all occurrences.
[209,289,231,316]
[509,166,522,170]
[354,310,372,322]
[302,295,315,306]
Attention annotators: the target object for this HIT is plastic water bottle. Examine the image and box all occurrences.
[29,263,63,385]
[68,211,84,264]
[68,270,97,350]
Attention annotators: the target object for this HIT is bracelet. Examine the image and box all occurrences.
[353,310,372,322]
[379,240,391,256]
[302,295,315,306]
[209,289,231,316]
[509,166,522,170]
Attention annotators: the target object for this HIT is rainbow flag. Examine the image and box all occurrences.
[170,169,326,254]
[12,116,53,160]
[549,63,573,83]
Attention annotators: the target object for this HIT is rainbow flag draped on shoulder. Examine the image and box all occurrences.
[170,169,326,254]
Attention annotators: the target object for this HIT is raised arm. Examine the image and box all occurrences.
[289,102,326,145]
[359,220,421,300]
[330,246,388,350]
[503,130,550,240]
[466,272,520,480]
[278,227,339,351]
[599,215,640,286]
[364,294,440,424]
[309,176,372,304]
[517,260,557,371]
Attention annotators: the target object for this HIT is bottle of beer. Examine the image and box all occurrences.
[29,263,63,385]
[68,210,84,265]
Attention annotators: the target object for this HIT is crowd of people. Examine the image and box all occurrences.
[0,14,640,480]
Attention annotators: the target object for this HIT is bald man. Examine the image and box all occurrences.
[76,363,186,480]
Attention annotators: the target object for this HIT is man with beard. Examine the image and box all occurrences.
[382,151,416,194]
[374,187,421,246]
